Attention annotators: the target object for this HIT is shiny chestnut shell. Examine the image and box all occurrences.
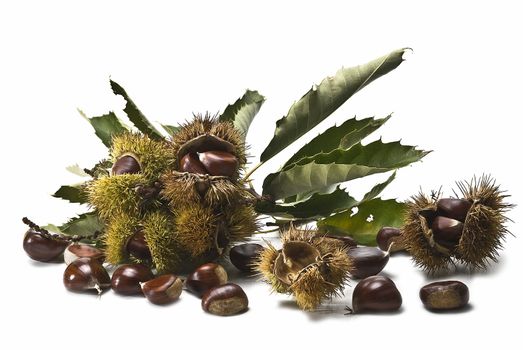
[142,274,183,305]
[351,276,402,313]
[420,280,469,311]
[229,243,263,273]
[376,227,404,252]
[198,151,238,177]
[179,153,208,174]
[436,198,472,222]
[201,283,249,316]
[111,264,154,295]
[431,216,464,249]
[112,155,141,175]
[23,229,68,262]
[185,263,228,297]
[126,231,152,260]
[348,247,389,279]
[64,243,104,265]
[63,257,111,293]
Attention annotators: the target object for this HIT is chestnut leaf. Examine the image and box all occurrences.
[318,198,406,246]
[44,212,103,238]
[110,80,164,139]
[282,115,391,169]
[262,140,428,200]
[52,184,87,204]
[161,124,180,136]
[260,48,409,163]
[219,90,265,140]
[79,109,128,148]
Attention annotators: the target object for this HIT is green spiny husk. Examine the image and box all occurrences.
[173,202,218,258]
[142,210,181,273]
[103,212,139,265]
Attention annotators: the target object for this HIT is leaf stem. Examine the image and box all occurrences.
[243,161,265,181]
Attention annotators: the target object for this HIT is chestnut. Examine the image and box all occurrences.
[229,243,263,273]
[201,283,248,316]
[185,263,228,297]
[347,246,390,279]
[112,154,141,175]
[179,153,208,174]
[420,280,469,311]
[63,257,111,295]
[348,276,402,314]
[320,234,357,249]
[376,227,405,252]
[64,243,104,265]
[23,229,68,262]
[126,231,152,260]
[111,264,154,295]
[198,151,238,177]
[431,216,463,249]
[142,274,183,305]
[436,198,472,222]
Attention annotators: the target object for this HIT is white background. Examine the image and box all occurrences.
[1,0,521,349]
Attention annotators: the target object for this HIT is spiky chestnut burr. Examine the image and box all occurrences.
[255,225,352,311]
[402,175,513,273]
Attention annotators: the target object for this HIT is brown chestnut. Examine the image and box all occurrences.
[64,243,104,265]
[348,246,390,279]
[142,274,183,305]
[179,153,208,174]
[229,243,263,273]
[198,151,238,177]
[420,280,469,311]
[202,283,249,316]
[436,198,472,222]
[126,231,152,260]
[23,229,68,262]
[111,264,154,295]
[376,227,405,252]
[63,257,111,295]
[431,216,463,249]
[112,154,141,175]
[348,275,402,314]
[185,263,228,297]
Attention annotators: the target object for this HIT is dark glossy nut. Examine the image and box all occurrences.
[350,276,402,313]
[126,231,152,260]
[63,257,111,295]
[179,153,208,174]
[431,216,463,249]
[198,151,238,177]
[436,198,472,222]
[348,247,389,279]
[420,280,469,311]
[376,227,405,252]
[64,243,104,265]
[112,155,141,175]
[111,264,154,295]
[23,229,68,262]
[229,243,263,273]
[202,283,248,316]
[185,263,228,297]
[142,274,183,305]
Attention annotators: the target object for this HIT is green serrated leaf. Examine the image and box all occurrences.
[263,140,429,200]
[110,80,164,139]
[79,109,128,148]
[162,124,180,136]
[219,90,265,140]
[260,48,409,162]
[256,186,357,219]
[361,171,396,202]
[56,212,103,237]
[52,184,87,204]
[66,164,90,177]
[283,115,391,168]
[318,198,406,245]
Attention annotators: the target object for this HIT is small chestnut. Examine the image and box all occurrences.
[376,227,405,252]
[63,257,111,295]
[431,216,463,249]
[111,264,154,295]
[348,246,390,279]
[112,154,141,175]
[23,229,68,262]
[179,153,208,174]
[185,263,228,297]
[198,151,238,177]
[126,231,152,261]
[436,198,472,222]
[142,274,183,305]
[420,280,469,311]
[201,283,249,316]
[64,243,104,265]
[348,275,402,314]
[229,243,264,273]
